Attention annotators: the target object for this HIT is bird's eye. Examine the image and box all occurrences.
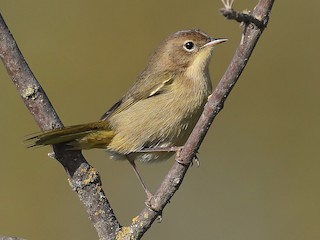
[183,41,195,51]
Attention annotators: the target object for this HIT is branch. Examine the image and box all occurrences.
[120,0,275,238]
[0,13,120,240]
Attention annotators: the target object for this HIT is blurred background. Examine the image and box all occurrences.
[0,1,319,239]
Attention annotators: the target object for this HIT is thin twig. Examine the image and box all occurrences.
[220,8,265,29]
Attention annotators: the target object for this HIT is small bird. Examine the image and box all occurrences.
[26,29,227,198]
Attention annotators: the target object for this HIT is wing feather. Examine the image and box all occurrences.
[100,71,175,120]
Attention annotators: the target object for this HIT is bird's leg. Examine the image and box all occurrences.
[136,146,187,165]
[136,146,194,165]
[137,146,201,166]
[136,146,183,153]
[128,160,153,200]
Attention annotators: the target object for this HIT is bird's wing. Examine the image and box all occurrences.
[100,71,175,121]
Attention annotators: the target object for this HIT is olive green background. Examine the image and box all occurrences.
[0,1,319,239]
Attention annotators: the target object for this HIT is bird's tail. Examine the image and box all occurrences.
[25,121,114,149]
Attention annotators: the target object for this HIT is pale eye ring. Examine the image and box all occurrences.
[183,41,195,52]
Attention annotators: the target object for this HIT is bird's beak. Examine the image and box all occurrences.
[202,38,228,48]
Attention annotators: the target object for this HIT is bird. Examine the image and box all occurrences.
[25,29,227,199]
